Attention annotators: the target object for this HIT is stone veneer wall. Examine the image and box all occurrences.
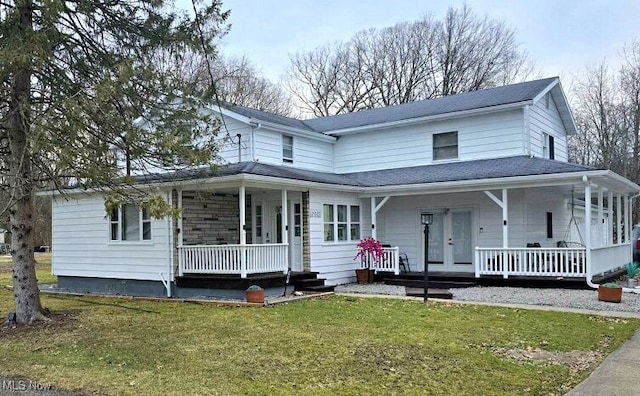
[302,191,310,271]
[181,191,252,246]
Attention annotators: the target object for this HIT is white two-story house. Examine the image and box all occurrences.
[49,77,640,298]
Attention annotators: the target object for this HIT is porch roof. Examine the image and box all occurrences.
[134,156,639,195]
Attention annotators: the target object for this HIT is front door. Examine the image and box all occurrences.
[289,201,303,271]
[421,208,473,272]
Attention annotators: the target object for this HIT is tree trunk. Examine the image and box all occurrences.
[8,0,47,324]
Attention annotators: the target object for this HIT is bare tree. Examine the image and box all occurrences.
[572,63,627,175]
[287,5,533,117]
[620,41,640,182]
[194,55,293,116]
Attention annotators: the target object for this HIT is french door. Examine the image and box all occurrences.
[421,208,473,272]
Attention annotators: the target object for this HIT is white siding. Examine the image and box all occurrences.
[528,94,568,161]
[296,187,570,282]
[307,189,369,285]
[295,136,333,172]
[333,109,525,173]
[215,117,253,163]
[253,127,334,171]
[254,128,282,164]
[52,193,170,281]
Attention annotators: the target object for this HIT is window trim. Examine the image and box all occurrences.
[108,204,152,243]
[323,203,361,243]
[282,134,293,163]
[433,131,459,161]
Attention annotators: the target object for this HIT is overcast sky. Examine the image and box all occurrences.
[209,0,640,89]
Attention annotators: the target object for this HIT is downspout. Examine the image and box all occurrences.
[237,133,242,162]
[161,189,173,297]
[250,122,262,162]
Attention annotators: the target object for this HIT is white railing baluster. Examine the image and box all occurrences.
[176,244,289,276]
[475,246,589,278]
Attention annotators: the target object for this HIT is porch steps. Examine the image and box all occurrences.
[290,272,334,293]
[405,287,453,299]
[384,278,477,289]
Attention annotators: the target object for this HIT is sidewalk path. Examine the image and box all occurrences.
[566,329,640,395]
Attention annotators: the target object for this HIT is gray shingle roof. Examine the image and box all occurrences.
[304,78,558,133]
[139,156,597,188]
[221,103,313,131]
[220,78,558,134]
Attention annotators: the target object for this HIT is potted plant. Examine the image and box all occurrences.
[245,285,265,303]
[598,282,623,303]
[353,237,385,284]
[626,262,639,288]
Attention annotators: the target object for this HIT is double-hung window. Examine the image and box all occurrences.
[433,131,458,161]
[282,135,293,163]
[110,204,151,242]
[323,204,361,242]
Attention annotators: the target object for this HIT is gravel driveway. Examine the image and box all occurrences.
[336,283,640,313]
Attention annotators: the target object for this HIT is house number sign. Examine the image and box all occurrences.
[310,209,322,218]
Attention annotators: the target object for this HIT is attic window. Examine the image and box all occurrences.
[282,135,293,163]
[433,131,458,161]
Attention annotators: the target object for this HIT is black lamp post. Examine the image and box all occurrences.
[421,213,433,302]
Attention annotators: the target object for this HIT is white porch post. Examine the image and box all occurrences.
[239,185,247,278]
[371,197,377,240]
[177,189,184,276]
[281,189,289,274]
[624,196,630,243]
[370,196,390,241]
[177,189,183,247]
[597,187,604,247]
[607,190,613,245]
[585,180,592,283]
[483,189,508,247]
[617,194,622,245]
[502,189,508,248]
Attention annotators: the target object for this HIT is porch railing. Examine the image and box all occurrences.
[178,244,288,278]
[360,247,400,275]
[590,244,630,277]
[475,247,587,278]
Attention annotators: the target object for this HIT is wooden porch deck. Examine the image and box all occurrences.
[175,271,334,292]
[377,271,597,290]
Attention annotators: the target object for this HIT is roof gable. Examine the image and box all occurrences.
[215,77,576,136]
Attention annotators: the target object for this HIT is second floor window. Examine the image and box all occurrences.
[110,204,151,242]
[433,131,458,161]
[282,135,293,163]
[543,133,555,160]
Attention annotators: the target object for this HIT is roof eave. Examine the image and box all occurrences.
[248,119,336,143]
[326,101,533,136]
[358,170,640,197]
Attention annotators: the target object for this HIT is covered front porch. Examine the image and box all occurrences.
[172,183,306,280]
[362,172,636,286]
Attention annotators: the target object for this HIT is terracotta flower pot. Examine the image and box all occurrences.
[598,285,622,303]
[245,289,265,303]
[355,268,375,284]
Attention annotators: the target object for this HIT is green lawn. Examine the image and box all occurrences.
[0,261,639,395]
[0,253,56,284]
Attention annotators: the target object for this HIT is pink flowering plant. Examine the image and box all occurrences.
[354,237,386,269]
